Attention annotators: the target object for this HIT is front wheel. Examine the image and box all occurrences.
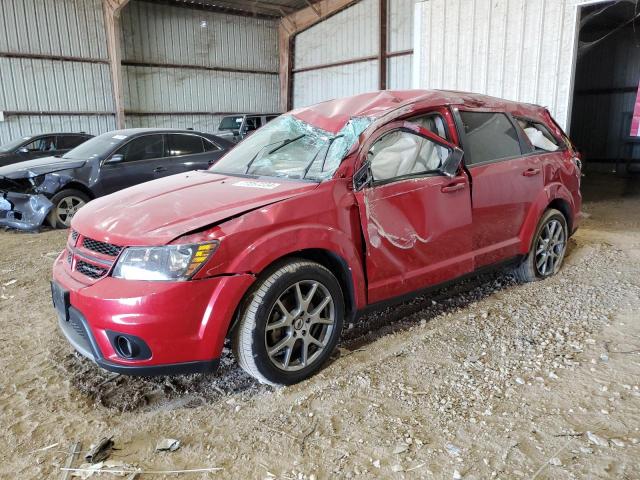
[233,260,345,386]
[513,208,568,282]
[46,189,90,229]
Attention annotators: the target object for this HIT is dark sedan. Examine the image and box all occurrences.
[0,133,93,167]
[0,128,233,230]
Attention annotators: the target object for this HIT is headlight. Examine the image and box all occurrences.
[112,242,218,281]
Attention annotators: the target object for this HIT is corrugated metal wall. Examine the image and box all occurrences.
[571,25,640,162]
[412,0,614,131]
[121,1,280,132]
[292,0,416,108]
[0,0,115,144]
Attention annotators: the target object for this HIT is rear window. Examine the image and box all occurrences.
[459,111,522,165]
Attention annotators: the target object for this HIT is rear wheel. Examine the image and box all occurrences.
[46,189,90,229]
[233,260,344,386]
[513,208,568,282]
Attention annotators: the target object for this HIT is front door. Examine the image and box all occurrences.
[354,121,473,304]
[97,134,165,195]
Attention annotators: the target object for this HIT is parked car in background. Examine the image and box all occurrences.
[52,90,582,385]
[216,113,280,143]
[0,128,233,230]
[0,133,93,167]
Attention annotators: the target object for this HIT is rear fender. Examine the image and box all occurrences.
[519,183,575,254]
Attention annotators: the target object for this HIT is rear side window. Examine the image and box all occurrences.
[166,134,204,156]
[57,135,88,149]
[203,138,221,152]
[116,135,164,162]
[516,118,561,153]
[459,112,522,165]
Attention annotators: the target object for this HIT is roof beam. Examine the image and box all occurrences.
[103,0,130,129]
[278,0,360,111]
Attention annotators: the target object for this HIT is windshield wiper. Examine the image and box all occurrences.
[244,135,307,175]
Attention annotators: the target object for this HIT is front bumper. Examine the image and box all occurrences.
[52,253,255,375]
[0,191,52,230]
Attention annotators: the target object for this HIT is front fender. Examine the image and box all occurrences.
[225,224,367,310]
[519,182,576,254]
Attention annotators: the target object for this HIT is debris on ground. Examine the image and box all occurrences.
[155,438,181,452]
[85,437,114,463]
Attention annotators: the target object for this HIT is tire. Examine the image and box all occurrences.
[46,189,90,229]
[233,259,345,386]
[513,208,568,282]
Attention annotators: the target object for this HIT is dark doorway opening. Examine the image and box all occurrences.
[570,1,640,176]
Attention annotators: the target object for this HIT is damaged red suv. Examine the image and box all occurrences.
[52,90,582,385]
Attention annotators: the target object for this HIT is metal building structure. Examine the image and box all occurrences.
[0,0,116,144]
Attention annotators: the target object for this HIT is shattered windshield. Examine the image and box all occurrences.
[210,115,372,182]
[0,137,32,153]
[62,132,128,160]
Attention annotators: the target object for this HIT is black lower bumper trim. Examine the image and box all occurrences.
[95,358,220,376]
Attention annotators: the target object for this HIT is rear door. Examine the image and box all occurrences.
[160,133,222,176]
[454,109,543,268]
[354,117,473,304]
[98,134,165,195]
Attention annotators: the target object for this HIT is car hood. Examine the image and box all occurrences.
[0,156,86,179]
[73,171,319,246]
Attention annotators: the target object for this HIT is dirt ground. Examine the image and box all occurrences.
[1,173,639,479]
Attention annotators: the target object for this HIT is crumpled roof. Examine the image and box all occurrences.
[290,89,547,134]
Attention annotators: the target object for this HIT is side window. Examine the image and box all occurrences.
[57,135,87,150]
[203,138,221,152]
[244,117,260,132]
[266,115,279,123]
[166,134,205,156]
[516,118,561,153]
[23,136,56,152]
[408,114,449,140]
[116,135,164,162]
[459,111,522,165]
[369,130,449,182]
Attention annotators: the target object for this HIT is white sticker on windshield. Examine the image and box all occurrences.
[112,135,128,140]
[233,181,280,190]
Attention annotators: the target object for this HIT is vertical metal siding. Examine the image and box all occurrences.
[0,0,108,59]
[0,0,113,144]
[294,0,379,70]
[293,60,379,108]
[413,0,612,130]
[0,114,116,144]
[387,55,413,90]
[123,66,280,113]
[121,2,280,129]
[121,2,278,71]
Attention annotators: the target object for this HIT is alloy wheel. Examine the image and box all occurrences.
[56,196,85,227]
[534,218,566,276]
[264,280,335,372]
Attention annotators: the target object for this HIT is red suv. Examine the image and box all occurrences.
[52,90,582,385]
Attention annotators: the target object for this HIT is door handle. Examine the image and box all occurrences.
[441,182,466,193]
[522,168,541,177]
[153,166,167,173]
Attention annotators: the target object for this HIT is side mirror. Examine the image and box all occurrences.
[18,147,29,154]
[440,147,464,178]
[353,162,373,191]
[107,154,124,163]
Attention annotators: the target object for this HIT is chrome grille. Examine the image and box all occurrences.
[76,261,108,280]
[70,230,79,245]
[82,238,122,257]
